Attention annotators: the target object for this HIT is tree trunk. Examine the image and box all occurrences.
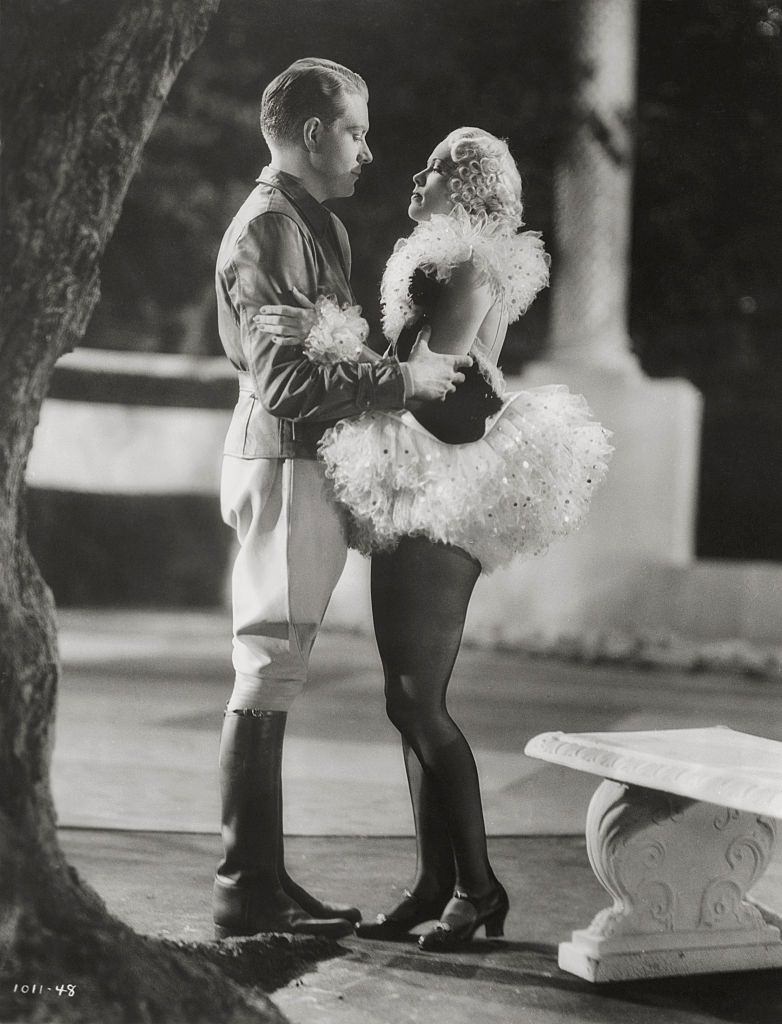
[0,3,286,1020]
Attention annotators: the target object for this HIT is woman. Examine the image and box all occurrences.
[255,128,611,949]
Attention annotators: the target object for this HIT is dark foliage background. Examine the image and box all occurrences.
[632,0,781,386]
[631,1,782,559]
[72,0,782,564]
[84,0,576,366]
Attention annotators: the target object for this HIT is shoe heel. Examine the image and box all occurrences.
[484,907,507,938]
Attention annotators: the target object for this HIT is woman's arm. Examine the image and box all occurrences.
[426,261,494,356]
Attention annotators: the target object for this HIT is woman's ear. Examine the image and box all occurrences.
[303,116,322,152]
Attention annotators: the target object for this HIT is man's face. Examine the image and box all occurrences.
[313,90,373,200]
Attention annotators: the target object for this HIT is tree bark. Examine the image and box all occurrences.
[0,3,289,1020]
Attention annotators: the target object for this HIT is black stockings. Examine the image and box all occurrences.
[371,536,496,898]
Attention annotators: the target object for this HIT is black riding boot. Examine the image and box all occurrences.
[277,802,362,924]
[212,709,353,939]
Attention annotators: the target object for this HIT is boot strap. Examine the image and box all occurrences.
[223,702,280,719]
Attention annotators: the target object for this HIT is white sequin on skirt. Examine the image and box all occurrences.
[318,385,613,573]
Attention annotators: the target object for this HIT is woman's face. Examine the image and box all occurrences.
[408,139,454,222]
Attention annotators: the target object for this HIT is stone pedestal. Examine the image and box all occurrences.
[455,361,704,643]
[525,727,782,981]
[519,362,702,565]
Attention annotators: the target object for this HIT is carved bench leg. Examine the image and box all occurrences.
[559,779,782,981]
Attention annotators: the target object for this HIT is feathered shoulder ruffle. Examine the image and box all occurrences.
[380,207,551,342]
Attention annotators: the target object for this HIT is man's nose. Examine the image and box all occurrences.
[361,141,373,164]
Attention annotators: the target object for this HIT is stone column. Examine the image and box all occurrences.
[464,0,705,645]
[549,0,639,370]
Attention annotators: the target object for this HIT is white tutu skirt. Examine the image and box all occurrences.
[318,385,613,573]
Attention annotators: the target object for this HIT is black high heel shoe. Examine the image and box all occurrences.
[356,889,450,941]
[418,884,509,951]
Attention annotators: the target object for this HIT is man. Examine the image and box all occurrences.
[213,57,470,939]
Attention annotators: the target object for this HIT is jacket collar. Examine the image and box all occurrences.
[257,167,331,238]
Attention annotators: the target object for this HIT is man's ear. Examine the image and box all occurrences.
[303,116,322,152]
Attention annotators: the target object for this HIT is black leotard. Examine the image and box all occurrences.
[394,268,502,445]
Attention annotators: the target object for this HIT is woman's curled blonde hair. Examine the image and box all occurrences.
[443,128,523,231]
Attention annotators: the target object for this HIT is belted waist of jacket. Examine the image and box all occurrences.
[237,370,255,394]
[222,370,338,460]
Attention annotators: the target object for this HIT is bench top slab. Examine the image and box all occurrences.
[524,727,782,818]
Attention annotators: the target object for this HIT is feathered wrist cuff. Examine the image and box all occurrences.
[304,295,369,364]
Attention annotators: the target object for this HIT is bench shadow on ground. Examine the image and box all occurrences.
[367,938,782,1024]
[597,968,782,1024]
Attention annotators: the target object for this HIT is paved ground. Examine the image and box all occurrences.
[50,610,782,1024]
[52,610,782,836]
[61,831,782,1024]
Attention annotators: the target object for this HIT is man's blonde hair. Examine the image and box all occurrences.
[260,58,368,146]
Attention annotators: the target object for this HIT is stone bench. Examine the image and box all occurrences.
[524,726,782,982]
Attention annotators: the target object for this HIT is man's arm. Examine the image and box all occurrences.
[247,258,475,408]
[229,212,409,422]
